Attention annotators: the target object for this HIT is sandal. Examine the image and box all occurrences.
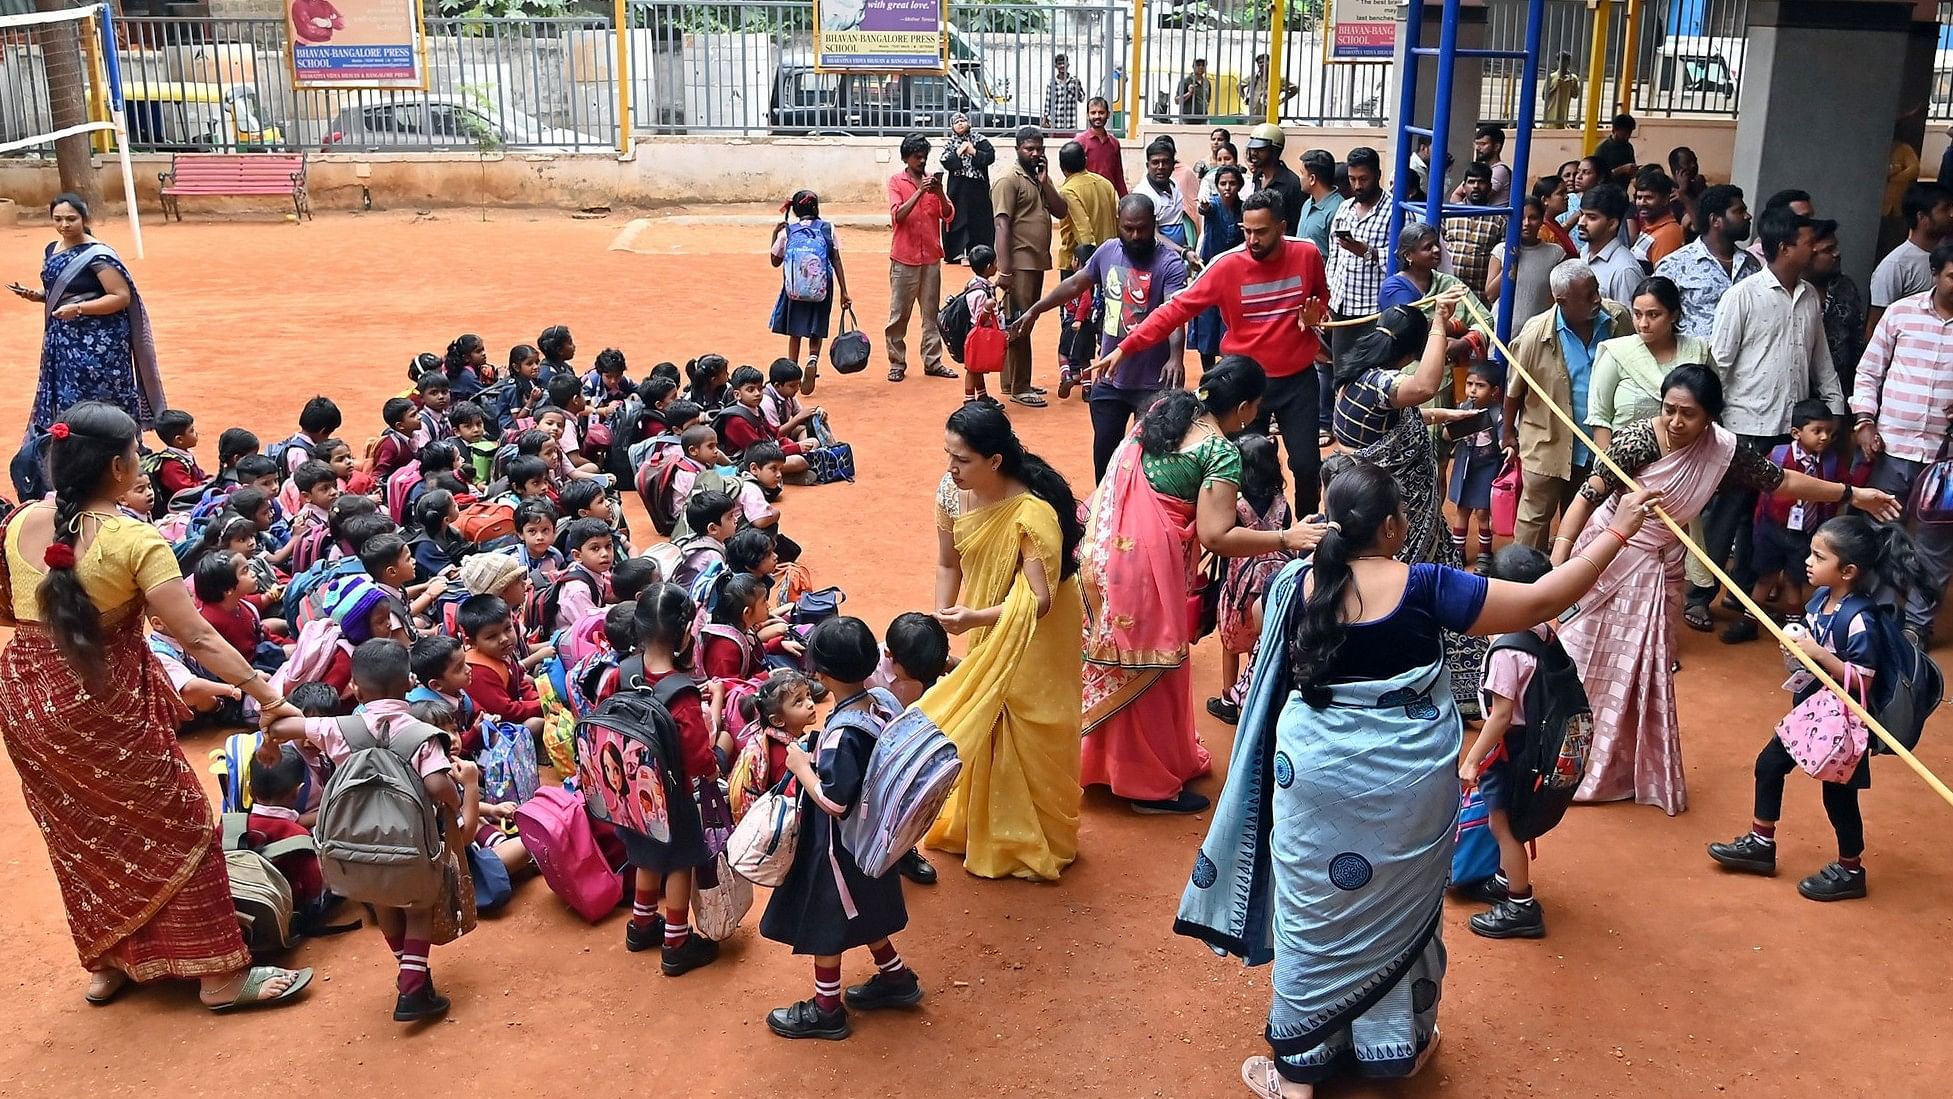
[1240,1056,1306,1099]
[1010,391,1048,408]
[886,367,906,383]
[924,364,960,379]
[1682,604,1714,632]
[84,970,130,1007]
[204,965,314,1013]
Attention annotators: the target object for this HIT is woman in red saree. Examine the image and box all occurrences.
[0,403,311,1010]
[1551,367,1899,814]
[1080,357,1325,814]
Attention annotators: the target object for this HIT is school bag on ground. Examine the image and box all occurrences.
[477,718,541,805]
[314,716,449,910]
[219,813,301,954]
[782,219,834,302]
[1482,629,1595,843]
[573,675,694,842]
[834,692,963,878]
[804,442,856,485]
[516,786,625,922]
[692,850,753,941]
[455,498,517,543]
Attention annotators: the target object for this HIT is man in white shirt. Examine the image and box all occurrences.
[1866,180,1952,335]
[1696,207,1847,636]
[1576,182,1642,306]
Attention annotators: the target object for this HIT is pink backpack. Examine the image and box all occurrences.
[514,787,623,922]
[1775,665,1871,783]
[269,617,350,696]
[385,463,424,524]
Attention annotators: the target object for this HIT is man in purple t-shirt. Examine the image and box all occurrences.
[1010,193,1189,480]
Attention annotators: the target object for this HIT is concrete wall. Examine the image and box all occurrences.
[0,117,1744,215]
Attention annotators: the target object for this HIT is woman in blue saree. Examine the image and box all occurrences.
[1176,460,1657,1097]
[12,194,164,438]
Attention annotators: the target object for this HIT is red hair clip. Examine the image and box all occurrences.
[43,543,76,570]
[48,423,69,440]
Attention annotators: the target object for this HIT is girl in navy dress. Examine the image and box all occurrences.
[760,616,920,1040]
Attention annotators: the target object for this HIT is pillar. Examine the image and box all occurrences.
[1729,0,1919,288]
[1388,0,1486,203]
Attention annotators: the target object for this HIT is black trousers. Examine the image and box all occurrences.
[1089,386,1159,484]
[1689,432,1789,608]
[1753,736,1866,859]
[1249,368,1324,516]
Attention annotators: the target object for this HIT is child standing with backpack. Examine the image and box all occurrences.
[1205,434,1292,725]
[760,616,921,1040]
[1459,544,1585,940]
[949,245,1004,405]
[769,190,851,386]
[261,638,466,1023]
[1708,516,1934,903]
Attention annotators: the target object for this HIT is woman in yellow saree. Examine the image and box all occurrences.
[920,403,1087,881]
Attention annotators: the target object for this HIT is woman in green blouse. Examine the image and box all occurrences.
[1587,276,1716,452]
[1079,357,1323,814]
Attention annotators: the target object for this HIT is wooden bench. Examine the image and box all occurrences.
[157,153,310,222]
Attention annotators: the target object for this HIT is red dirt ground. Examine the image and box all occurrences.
[0,209,1948,1099]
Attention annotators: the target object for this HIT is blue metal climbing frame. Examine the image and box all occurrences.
[1387,0,1548,351]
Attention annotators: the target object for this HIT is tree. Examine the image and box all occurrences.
[34,0,102,208]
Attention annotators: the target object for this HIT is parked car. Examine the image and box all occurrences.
[770,63,1041,137]
[323,94,603,152]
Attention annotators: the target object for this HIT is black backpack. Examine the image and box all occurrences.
[1483,630,1594,843]
[711,404,767,467]
[1832,594,1943,755]
[938,291,975,364]
[572,660,696,839]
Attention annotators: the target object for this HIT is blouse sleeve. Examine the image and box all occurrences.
[1016,496,1065,574]
[1578,420,1659,503]
[934,473,962,532]
[117,519,186,594]
[1724,444,1788,495]
[1411,562,1490,634]
[1200,435,1243,488]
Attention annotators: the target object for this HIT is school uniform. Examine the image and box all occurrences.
[407,684,482,754]
[371,429,415,483]
[1751,442,1850,585]
[1447,402,1506,511]
[760,699,908,955]
[246,804,325,909]
[1476,623,1554,811]
[463,649,543,724]
[607,659,717,875]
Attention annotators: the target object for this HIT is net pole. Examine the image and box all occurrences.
[95,2,141,260]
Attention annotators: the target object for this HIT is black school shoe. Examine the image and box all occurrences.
[845,970,924,1011]
[393,985,451,1023]
[1456,875,1508,904]
[1707,833,1778,875]
[767,997,852,1040]
[660,934,720,976]
[896,848,938,885]
[1205,697,1241,725]
[1468,898,1546,939]
[624,917,663,953]
[1131,789,1210,815]
[1798,862,1868,902]
[1720,614,1761,644]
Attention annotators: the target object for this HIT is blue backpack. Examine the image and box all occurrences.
[782,220,833,302]
[283,554,365,624]
[477,718,540,805]
[1831,593,1944,754]
[1449,785,1500,888]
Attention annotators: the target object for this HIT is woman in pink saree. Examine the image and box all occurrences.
[1552,366,1899,815]
[1080,357,1323,814]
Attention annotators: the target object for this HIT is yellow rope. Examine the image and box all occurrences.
[1449,295,1953,810]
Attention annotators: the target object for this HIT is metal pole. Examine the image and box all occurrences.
[97,3,142,259]
[1581,0,1610,153]
[1423,0,1462,231]
[1496,0,1546,353]
[1128,0,1147,141]
[1266,0,1288,125]
[613,0,632,155]
[1616,0,1642,117]
[1386,0,1425,275]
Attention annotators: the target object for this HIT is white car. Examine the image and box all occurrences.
[324,95,603,152]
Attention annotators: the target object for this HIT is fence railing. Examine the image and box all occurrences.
[2,0,1862,158]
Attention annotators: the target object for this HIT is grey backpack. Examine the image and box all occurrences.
[316,716,447,909]
[219,813,305,955]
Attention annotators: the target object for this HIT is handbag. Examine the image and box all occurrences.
[1491,456,1523,538]
[829,306,871,374]
[1908,434,1953,525]
[1774,665,1870,783]
[691,851,754,941]
[965,322,1006,375]
[430,849,479,946]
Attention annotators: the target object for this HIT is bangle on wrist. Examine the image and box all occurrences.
[1604,527,1629,547]
[1553,535,1573,544]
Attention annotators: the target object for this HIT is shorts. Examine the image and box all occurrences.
[1476,760,1510,812]
[1751,519,1812,584]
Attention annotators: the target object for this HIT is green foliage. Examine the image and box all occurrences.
[953,0,1051,34]
[437,0,574,18]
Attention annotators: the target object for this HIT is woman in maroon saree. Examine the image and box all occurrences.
[0,403,311,1010]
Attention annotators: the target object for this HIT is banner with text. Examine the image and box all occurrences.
[1327,0,1397,61]
[287,0,427,89]
[814,0,946,73]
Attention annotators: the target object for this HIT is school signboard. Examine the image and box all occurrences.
[1327,0,1398,61]
[814,0,948,73]
[286,0,428,89]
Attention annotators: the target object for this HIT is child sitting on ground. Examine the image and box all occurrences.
[371,397,421,484]
[497,456,556,512]
[717,365,810,475]
[457,593,546,733]
[663,427,731,539]
[686,353,732,412]
[737,442,787,529]
[147,409,205,515]
[273,396,343,478]
[211,428,259,492]
[506,499,565,584]
[193,550,285,670]
[762,359,828,446]
[413,372,456,449]
[700,572,801,680]
[245,745,327,917]
[761,616,922,1040]
[583,347,634,419]
[450,402,495,484]
[544,518,615,633]
[260,638,465,1023]
[286,461,342,574]
[409,634,483,749]
[673,492,739,592]
[407,697,532,879]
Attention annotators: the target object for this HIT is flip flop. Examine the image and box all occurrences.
[205,966,314,1013]
[1010,392,1048,408]
[83,970,130,1007]
[1239,1056,1304,1099]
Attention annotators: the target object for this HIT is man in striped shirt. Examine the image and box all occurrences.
[1097,188,1331,511]
[1851,240,1953,641]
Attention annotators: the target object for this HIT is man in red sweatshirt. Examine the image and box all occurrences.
[1096,188,1331,512]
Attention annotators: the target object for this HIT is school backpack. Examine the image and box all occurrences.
[1482,629,1595,843]
[1835,594,1944,754]
[782,219,833,302]
[385,463,425,525]
[9,431,52,503]
[804,442,856,485]
[573,673,695,842]
[711,405,768,466]
[219,814,302,955]
[314,715,449,909]
[137,449,203,519]
[478,718,541,805]
[938,290,976,364]
[455,498,516,544]
[524,565,601,642]
[1449,784,1501,890]
[283,554,365,624]
[636,448,687,538]
[789,586,845,626]
[835,690,963,878]
[674,539,728,609]
[211,730,315,815]
[514,785,625,922]
[268,616,351,697]
[266,432,310,474]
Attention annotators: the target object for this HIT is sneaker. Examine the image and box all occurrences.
[896,848,938,885]
[844,970,924,1011]
[1707,832,1778,876]
[766,997,851,1040]
[624,917,663,953]
[1205,697,1241,725]
[1720,615,1761,644]
[1130,789,1210,815]
[393,985,451,1023]
[660,933,720,977]
[1797,862,1868,902]
[1468,898,1546,939]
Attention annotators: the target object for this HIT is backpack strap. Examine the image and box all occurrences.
[368,715,446,771]
[648,672,697,711]
[258,833,319,861]
[335,714,376,753]
[219,811,253,851]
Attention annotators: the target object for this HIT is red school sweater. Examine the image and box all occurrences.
[1118,237,1329,377]
[464,650,542,724]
